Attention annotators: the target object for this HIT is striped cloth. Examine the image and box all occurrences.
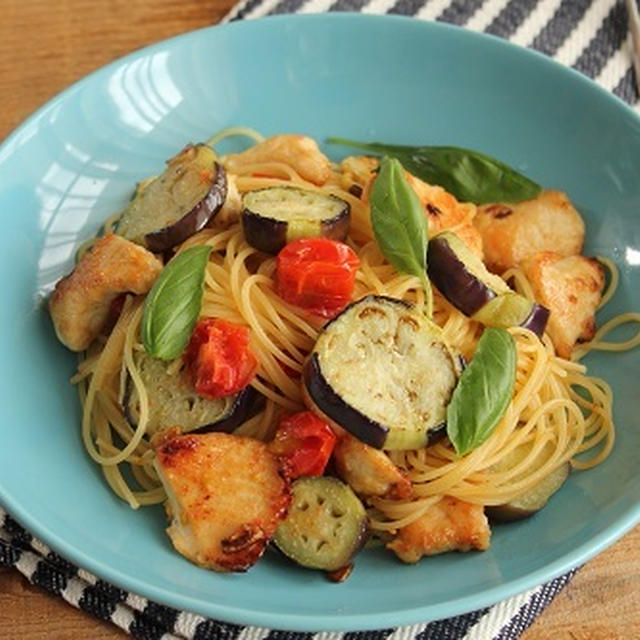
[226,0,639,107]
[0,506,578,639]
[1,2,637,639]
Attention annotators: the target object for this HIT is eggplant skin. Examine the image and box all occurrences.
[303,298,407,450]
[427,233,498,316]
[485,445,570,522]
[207,386,261,434]
[486,462,569,521]
[145,162,227,253]
[304,363,446,450]
[428,232,549,337]
[241,186,350,254]
[242,210,287,255]
[117,145,227,252]
[121,352,258,435]
[519,303,550,339]
[304,352,388,449]
[303,295,461,451]
[273,476,368,572]
[302,353,447,449]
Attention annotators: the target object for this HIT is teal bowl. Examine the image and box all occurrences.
[0,13,639,631]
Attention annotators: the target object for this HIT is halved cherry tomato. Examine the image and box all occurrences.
[269,411,337,480]
[183,318,258,399]
[276,238,360,319]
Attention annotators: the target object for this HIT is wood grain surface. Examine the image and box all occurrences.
[1,2,639,639]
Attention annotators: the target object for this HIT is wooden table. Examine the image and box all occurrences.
[2,2,640,638]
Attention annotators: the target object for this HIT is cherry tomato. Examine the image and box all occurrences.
[183,318,258,399]
[275,238,360,319]
[269,411,337,479]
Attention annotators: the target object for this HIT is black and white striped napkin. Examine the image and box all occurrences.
[0,505,578,639]
[227,0,639,107]
[1,2,637,639]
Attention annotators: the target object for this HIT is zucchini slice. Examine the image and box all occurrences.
[121,352,257,435]
[242,186,350,254]
[117,144,227,252]
[427,231,549,337]
[486,441,570,522]
[303,295,462,450]
[273,476,368,572]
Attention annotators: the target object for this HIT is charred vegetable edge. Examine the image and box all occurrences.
[241,186,350,254]
[145,161,228,253]
[303,295,458,450]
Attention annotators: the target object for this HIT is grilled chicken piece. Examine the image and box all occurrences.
[387,496,490,563]
[474,190,585,274]
[332,430,413,501]
[519,251,605,359]
[337,156,483,257]
[49,234,162,351]
[224,135,332,186]
[405,173,483,258]
[338,155,379,199]
[154,432,290,572]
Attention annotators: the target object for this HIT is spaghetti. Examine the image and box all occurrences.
[71,132,636,547]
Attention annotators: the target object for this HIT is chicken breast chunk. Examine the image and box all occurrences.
[474,190,585,273]
[49,234,162,351]
[519,251,605,359]
[224,134,332,186]
[405,173,483,258]
[387,496,490,563]
[338,156,483,256]
[154,432,290,572]
[337,155,379,198]
[332,431,413,500]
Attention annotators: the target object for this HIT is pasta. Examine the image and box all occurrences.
[62,130,640,566]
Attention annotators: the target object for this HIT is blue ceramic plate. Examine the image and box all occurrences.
[0,14,639,632]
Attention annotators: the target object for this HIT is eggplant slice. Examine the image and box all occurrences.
[273,476,368,573]
[242,186,350,254]
[427,231,549,337]
[122,351,257,435]
[486,440,570,522]
[303,295,462,450]
[117,144,227,252]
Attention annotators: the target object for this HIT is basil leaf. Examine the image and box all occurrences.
[446,327,516,456]
[142,245,212,360]
[328,137,541,204]
[370,156,433,316]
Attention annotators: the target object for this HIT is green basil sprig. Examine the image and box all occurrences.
[447,327,516,456]
[328,137,541,204]
[370,156,433,317]
[141,245,212,360]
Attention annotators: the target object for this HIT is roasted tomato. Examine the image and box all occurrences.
[275,237,360,318]
[269,411,337,480]
[184,318,258,399]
